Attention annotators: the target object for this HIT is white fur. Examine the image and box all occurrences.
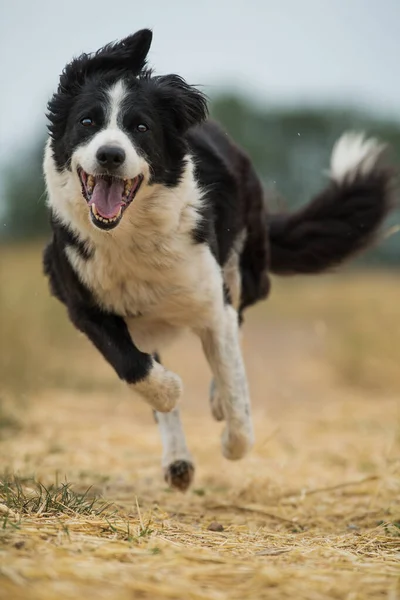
[58,157,224,353]
[45,112,226,350]
[330,132,386,184]
[73,81,150,180]
[209,232,246,423]
[156,408,193,471]
[199,305,254,460]
[209,378,224,422]
[133,361,182,412]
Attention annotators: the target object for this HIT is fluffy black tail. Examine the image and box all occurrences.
[269,133,395,275]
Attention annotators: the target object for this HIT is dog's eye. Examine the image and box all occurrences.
[81,117,94,127]
[136,124,148,133]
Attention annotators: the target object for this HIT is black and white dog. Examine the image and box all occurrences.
[43,29,393,491]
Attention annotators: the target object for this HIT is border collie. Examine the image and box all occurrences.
[43,29,393,491]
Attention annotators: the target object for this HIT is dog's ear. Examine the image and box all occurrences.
[59,29,153,91]
[47,30,153,142]
[93,29,153,75]
[155,75,208,133]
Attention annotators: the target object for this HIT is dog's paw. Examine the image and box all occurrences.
[134,362,182,412]
[209,379,224,421]
[164,460,195,492]
[221,425,254,460]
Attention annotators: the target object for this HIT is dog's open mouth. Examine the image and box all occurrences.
[78,168,143,230]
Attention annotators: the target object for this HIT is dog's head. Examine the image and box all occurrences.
[45,29,208,232]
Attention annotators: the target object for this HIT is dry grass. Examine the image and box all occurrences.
[0,242,399,600]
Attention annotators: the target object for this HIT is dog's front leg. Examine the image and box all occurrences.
[154,408,194,491]
[68,304,181,412]
[151,353,194,491]
[198,304,254,460]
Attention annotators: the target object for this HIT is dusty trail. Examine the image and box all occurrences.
[1,301,399,600]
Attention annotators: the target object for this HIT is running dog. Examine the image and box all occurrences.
[43,29,393,490]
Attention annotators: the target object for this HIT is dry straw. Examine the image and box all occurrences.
[0,246,399,599]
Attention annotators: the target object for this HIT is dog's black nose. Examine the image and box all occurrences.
[96,146,126,169]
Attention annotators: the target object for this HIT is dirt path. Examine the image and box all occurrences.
[1,309,399,599]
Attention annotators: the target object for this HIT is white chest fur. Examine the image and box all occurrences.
[66,229,222,352]
[46,152,224,352]
[67,229,219,320]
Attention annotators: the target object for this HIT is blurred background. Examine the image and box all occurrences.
[1,0,400,429]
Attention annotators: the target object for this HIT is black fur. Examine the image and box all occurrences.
[43,219,153,384]
[187,121,270,313]
[268,170,394,275]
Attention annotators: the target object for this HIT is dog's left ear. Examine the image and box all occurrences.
[95,29,153,75]
[59,28,153,93]
[155,75,208,133]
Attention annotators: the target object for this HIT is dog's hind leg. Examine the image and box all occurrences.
[209,378,224,421]
[199,304,254,460]
[153,355,194,492]
[209,314,245,423]
[209,243,245,423]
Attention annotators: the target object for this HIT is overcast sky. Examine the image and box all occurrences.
[1,0,399,164]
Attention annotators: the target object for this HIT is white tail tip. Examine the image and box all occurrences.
[330,132,386,184]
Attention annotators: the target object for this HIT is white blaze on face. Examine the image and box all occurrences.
[71,80,149,180]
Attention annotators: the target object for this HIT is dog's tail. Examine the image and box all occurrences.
[269,133,395,275]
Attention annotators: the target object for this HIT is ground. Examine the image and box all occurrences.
[0,243,399,600]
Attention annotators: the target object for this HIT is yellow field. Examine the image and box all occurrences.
[0,242,399,600]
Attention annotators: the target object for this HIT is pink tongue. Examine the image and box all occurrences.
[90,179,125,218]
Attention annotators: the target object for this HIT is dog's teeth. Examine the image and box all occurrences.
[86,175,95,194]
[91,201,122,225]
[124,179,133,193]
